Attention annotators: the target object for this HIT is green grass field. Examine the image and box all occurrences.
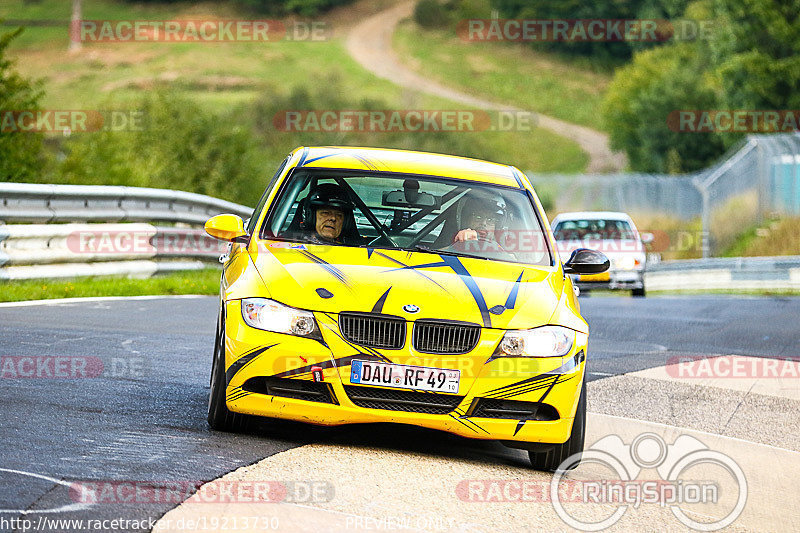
[0,269,220,302]
[2,0,587,173]
[393,20,612,131]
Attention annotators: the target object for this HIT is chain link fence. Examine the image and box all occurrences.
[527,133,800,257]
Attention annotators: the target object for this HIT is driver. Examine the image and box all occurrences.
[452,191,507,244]
[301,183,358,244]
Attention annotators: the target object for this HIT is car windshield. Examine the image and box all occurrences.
[553,219,635,240]
[262,171,551,267]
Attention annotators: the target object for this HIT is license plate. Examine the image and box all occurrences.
[580,272,610,281]
[350,360,460,393]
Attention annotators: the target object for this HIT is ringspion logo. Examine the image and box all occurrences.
[550,433,747,531]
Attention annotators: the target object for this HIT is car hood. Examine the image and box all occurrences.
[248,242,564,330]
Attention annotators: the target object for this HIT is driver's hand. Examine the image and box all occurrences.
[453,228,478,242]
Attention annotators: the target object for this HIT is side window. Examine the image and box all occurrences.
[246,157,288,234]
[277,180,312,235]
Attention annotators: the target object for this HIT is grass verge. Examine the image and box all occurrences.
[393,20,611,130]
[0,268,220,303]
[723,217,800,257]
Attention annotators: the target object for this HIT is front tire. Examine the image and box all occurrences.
[528,378,586,471]
[632,286,646,297]
[208,313,247,432]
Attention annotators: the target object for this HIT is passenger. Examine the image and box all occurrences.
[452,191,507,244]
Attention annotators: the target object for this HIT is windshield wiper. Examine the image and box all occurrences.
[410,244,437,254]
[268,234,342,246]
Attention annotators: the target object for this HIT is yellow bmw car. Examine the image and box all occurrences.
[204,146,608,470]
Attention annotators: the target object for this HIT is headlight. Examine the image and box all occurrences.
[241,298,320,339]
[497,326,575,357]
[614,255,644,271]
[616,256,636,271]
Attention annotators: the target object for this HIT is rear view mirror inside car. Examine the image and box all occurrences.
[382,189,441,209]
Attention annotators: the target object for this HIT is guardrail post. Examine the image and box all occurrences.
[700,187,710,258]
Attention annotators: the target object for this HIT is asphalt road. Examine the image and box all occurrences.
[1,294,797,532]
[583,294,800,379]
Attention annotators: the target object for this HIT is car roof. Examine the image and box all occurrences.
[291,146,523,188]
[551,211,634,222]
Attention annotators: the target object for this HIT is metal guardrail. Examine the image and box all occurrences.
[0,182,252,225]
[0,183,253,280]
[1,182,797,289]
[645,256,800,291]
[0,223,229,280]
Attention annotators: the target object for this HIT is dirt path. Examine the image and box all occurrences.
[344,1,627,173]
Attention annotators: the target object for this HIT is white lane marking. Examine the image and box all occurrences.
[589,371,614,376]
[0,294,210,308]
[121,339,140,354]
[589,411,800,456]
[0,468,94,514]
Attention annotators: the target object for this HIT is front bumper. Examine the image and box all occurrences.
[222,302,586,446]
[575,270,644,290]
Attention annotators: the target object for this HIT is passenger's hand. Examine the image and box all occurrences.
[453,228,478,242]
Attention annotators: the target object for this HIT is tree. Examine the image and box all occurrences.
[711,0,800,116]
[0,25,44,181]
[602,42,725,173]
[490,0,692,62]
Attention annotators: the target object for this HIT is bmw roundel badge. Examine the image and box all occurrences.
[403,304,420,313]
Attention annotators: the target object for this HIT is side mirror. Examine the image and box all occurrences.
[563,248,610,275]
[205,214,248,243]
[640,232,655,244]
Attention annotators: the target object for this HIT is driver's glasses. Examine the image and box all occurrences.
[469,213,497,226]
